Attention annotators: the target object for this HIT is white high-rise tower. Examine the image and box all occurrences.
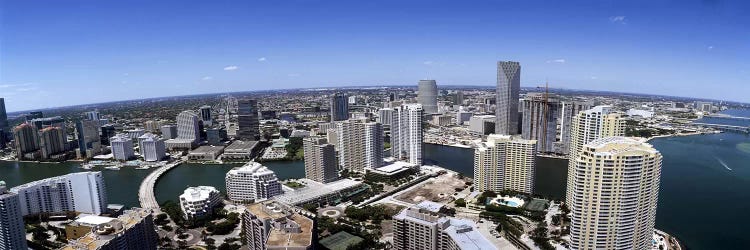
[391,104,424,165]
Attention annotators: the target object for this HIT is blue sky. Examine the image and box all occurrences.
[1,0,748,111]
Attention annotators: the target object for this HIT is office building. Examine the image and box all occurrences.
[565,106,626,205]
[13,123,40,160]
[303,137,338,183]
[568,137,662,250]
[222,140,259,161]
[521,93,561,153]
[225,162,283,203]
[393,201,496,250]
[456,111,472,125]
[30,116,65,131]
[377,108,393,129]
[100,124,116,146]
[143,120,162,133]
[0,98,8,137]
[110,134,135,161]
[139,134,166,162]
[62,208,158,250]
[125,128,145,140]
[85,111,101,122]
[496,61,521,135]
[337,120,384,172]
[0,181,28,250]
[474,134,537,194]
[237,99,260,140]
[160,125,178,139]
[177,110,200,143]
[179,186,221,220]
[10,172,107,216]
[39,126,67,159]
[431,115,451,126]
[391,104,424,165]
[206,127,227,146]
[469,115,496,135]
[558,101,592,155]
[418,80,439,114]
[243,201,314,250]
[75,120,102,159]
[199,105,212,126]
[330,93,349,122]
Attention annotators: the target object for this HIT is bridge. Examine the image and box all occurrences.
[705,114,750,121]
[693,123,750,133]
[138,160,183,211]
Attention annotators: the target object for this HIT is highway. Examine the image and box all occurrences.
[138,159,183,211]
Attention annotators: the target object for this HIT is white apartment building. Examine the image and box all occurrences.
[337,119,384,172]
[0,181,27,250]
[179,186,222,220]
[10,172,107,216]
[568,137,662,250]
[393,201,496,250]
[225,162,283,203]
[391,104,424,165]
[474,134,537,194]
[110,134,135,161]
[565,105,626,205]
[139,133,166,162]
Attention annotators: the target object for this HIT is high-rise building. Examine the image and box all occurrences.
[143,120,163,133]
[30,116,65,131]
[393,201,496,250]
[75,120,102,159]
[225,162,282,203]
[474,134,537,194]
[160,124,178,139]
[206,127,227,146]
[199,105,212,126]
[39,126,67,159]
[565,106,626,205]
[418,80,439,114]
[330,93,349,122]
[110,134,135,161]
[179,186,221,220]
[391,104,424,165]
[303,137,338,183]
[468,115,495,135]
[496,61,521,135]
[62,208,158,250]
[13,123,40,159]
[456,111,472,125]
[10,172,107,216]
[521,93,561,153]
[85,111,100,122]
[557,101,592,155]
[237,99,260,140]
[0,181,28,250]
[139,134,166,162]
[25,111,44,122]
[337,120,384,172]
[377,108,393,129]
[0,98,8,138]
[176,110,200,143]
[568,137,662,250]
[243,201,314,250]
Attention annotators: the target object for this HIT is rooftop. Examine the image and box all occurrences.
[416,200,444,213]
[189,145,225,154]
[439,218,496,250]
[227,161,277,177]
[273,178,364,205]
[180,186,219,202]
[62,208,151,250]
[246,201,313,248]
[586,136,659,156]
[73,214,116,227]
[225,140,259,151]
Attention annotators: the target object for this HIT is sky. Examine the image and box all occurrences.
[1,0,749,112]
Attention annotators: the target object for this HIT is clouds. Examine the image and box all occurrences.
[202,76,213,81]
[423,61,434,65]
[223,65,239,71]
[257,57,267,62]
[546,59,566,64]
[707,45,714,51]
[609,16,627,24]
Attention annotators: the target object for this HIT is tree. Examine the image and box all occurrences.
[454,198,467,207]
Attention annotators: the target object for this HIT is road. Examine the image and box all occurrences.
[138,159,183,211]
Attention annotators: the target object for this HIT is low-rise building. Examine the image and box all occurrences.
[179,186,222,220]
[62,208,158,250]
[243,201,315,250]
[393,202,496,250]
[469,115,496,135]
[188,145,224,161]
[222,140,259,161]
[272,178,368,206]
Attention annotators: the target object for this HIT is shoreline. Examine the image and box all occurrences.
[646,131,717,142]
[655,229,685,250]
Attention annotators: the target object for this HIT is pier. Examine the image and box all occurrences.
[705,114,750,120]
[138,160,183,211]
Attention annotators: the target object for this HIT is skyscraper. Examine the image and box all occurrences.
[557,101,592,154]
[337,120,384,172]
[139,134,166,162]
[330,93,349,122]
[568,137,662,250]
[377,108,393,129]
[39,126,67,159]
[418,80,439,114]
[303,137,338,183]
[75,120,102,159]
[0,98,8,138]
[13,123,40,160]
[237,99,260,140]
[10,172,107,216]
[474,134,537,194]
[100,124,116,146]
[111,134,135,161]
[225,162,283,203]
[0,181,28,250]
[176,110,200,143]
[391,104,424,165]
[199,105,212,126]
[160,124,178,139]
[85,111,100,122]
[565,106,626,205]
[521,93,560,153]
[496,61,521,135]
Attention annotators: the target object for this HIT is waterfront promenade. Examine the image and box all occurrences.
[138,159,183,210]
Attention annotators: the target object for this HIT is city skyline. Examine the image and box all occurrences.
[3,0,749,111]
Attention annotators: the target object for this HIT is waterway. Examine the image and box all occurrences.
[2,109,750,249]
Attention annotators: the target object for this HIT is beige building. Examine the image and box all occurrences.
[473,134,537,194]
[568,137,662,250]
[565,106,626,205]
[393,201,496,250]
[243,201,314,250]
[336,119,384,172]
[303,137,338,183]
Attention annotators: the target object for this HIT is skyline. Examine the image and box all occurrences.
[2,0,750,111]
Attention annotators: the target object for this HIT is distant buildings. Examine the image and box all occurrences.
[469,115,495,135]
[431,115,451,127]
[303,137,338,183]
[243,201,314,250]
[62,208,158,250]
[474,134,537,194]
[199,105,213,126]
[391,104,424,165]
[139,133,166,162]
[377,108,393,129]
[455,111,472,125]
[76,120,102,159]
[521,93,560,153]
[110,134,135,161]
[418,80,439,114]
[100,124,116,146]
[179,186,221,220]
[237,99,260,140]
[225,162,283,203]
[0,181,27,250]
[0,98,8,139]
[206,127,227,146]
[13,123,40,159]
[176,110,200,143]
[29,116,65,131]
[337,119,384,172]
[143,120,163,133]
[330,93,350,122]
[496,61,521,135]
[39,126,68,159]
[160,125,178,140]
[393,201,495,250]
[10,172,107,216]
[568,137,662,250]
[558,101,592,155]
[85,111,101,122]
[565,106,626,205]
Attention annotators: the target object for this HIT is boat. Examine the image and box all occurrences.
[104,166,121,170]
[135,166,151,170]
[716,158,732,171]
[81,163,94,169]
